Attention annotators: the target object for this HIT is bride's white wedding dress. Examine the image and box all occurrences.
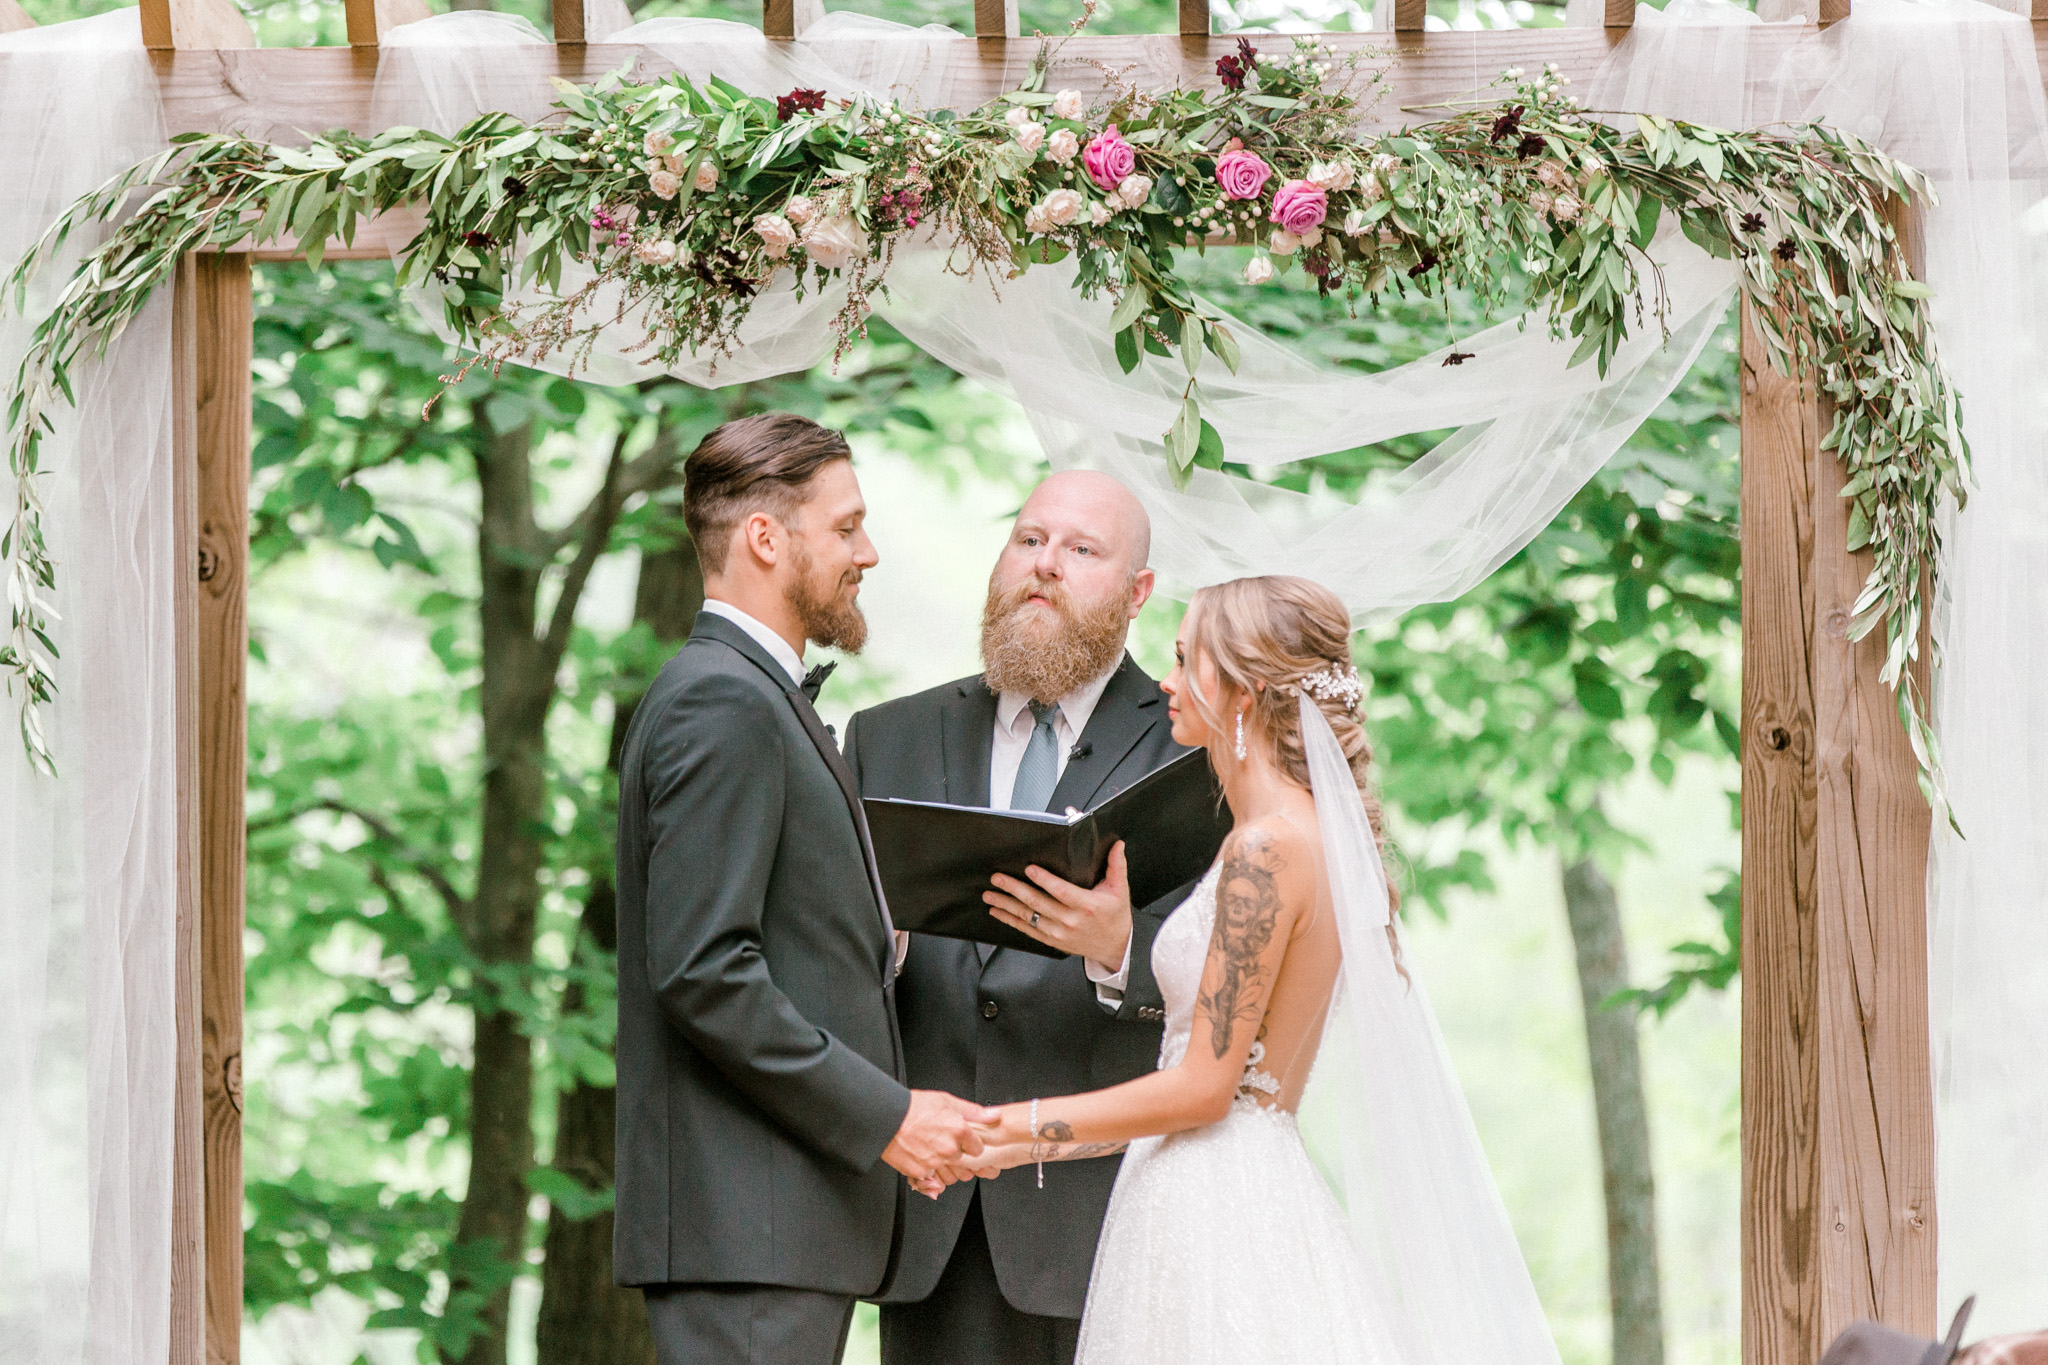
[1074,867,1384,1365]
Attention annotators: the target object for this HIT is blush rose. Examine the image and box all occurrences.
[1214,148,1273,201]
[1268,179,1328,234]
[1082,126,1136,193]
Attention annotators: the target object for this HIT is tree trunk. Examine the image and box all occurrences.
[1561,856,1666,1365]
[536,541,701,1365]
[449,415,552,1365]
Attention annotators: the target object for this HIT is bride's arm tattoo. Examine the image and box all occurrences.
[1197,830,1285,1061]
[1029,1116,1127,1162]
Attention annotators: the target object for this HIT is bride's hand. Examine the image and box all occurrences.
[985,841,1133,967]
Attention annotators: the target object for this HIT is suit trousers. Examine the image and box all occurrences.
[643,1282,857,1365]
[879,1190,1082,1365]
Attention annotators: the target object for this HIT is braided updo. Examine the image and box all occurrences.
[1181,575,1395,894]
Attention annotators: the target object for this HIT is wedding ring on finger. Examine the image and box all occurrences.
[1030,911,1041,927]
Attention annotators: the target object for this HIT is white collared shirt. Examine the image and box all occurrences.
[987,662,1133,997]
[700,598,805,686]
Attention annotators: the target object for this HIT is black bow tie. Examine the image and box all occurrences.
[800,661,836,703]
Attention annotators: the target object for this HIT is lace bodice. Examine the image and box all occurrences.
[1152,867,1286,1108]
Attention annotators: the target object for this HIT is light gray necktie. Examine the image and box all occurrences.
[1008,701,1063,812]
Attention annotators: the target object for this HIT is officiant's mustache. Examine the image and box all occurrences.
[980,572,1131,704]
[788,546,868,654]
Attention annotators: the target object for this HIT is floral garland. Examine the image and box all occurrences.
[3,37,1963,793]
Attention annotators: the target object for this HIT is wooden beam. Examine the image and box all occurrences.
[1740,280,1936,1365]
[169,257,207,1365]
[344,0,431,48]
[1180,0,1209,37]
[139,0,254,53]
[193,253,251,1365]
[976,0,1019,39]
[1391,0,1426,31]
[763,0,795,41]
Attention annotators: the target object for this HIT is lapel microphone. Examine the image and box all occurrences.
[1069,740,1092,761]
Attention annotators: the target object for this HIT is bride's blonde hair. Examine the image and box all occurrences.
[1182,575,1398,906]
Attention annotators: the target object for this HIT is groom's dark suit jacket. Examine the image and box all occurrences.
[843,655,1193,1319]
[613,611,912,1295]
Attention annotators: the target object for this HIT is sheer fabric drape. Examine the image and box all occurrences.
[0,11,179,1365]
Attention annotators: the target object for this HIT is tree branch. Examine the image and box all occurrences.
[535,420,685,675]
[255,797,472,925]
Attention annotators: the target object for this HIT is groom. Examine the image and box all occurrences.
[613,413,997,1365]
[843,470,1194,1365]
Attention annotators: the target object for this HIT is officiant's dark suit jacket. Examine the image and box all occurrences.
[613,610,912,1295]
[842,655,1193,1320]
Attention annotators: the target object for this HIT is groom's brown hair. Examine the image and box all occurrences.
[683,412,853,575]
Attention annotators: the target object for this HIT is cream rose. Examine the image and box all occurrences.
[1341,208,1369,236]
[644,129,676,158]
[648,169,680,201]
[1108,173,1153,212]
[1269,228,1302,256]
[1243,255,1275,285]
[801,215,868,270]
[784,194,816,225]
[1013,120,1047,155]
[694,159,720,193]
[1041,188,1084,228]
[1005,106,1033,129]
[635,238,678,266]
[1090,201,1113,227]
[1046,128,1079,164]
[1050,88,1086,120]
[1024,203,1056,235]
[1307,159,1355,192]
[1356,172,1383,205]
[753,213,798,259]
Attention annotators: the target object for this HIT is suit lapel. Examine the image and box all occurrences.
[1046,656,1166,814]
[691,614,895,959]
[940,681,997,808]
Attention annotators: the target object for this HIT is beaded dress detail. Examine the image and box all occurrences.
[1074,868,1384,1365]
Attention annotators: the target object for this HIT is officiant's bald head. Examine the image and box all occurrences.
[981,470,1155,704]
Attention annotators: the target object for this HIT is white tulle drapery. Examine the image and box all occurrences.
[4,2,2046,1361]
[0,10,181,1365]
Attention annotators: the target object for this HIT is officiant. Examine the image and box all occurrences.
[842,471,1196,1365]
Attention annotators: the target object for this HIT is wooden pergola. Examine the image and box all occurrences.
[0,0,1996,1356]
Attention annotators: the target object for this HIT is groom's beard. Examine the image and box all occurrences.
[979,572,1131,705]
[787,541,869,654]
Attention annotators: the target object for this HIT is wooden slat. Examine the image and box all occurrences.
[1605,0,1634,27]
[1392,0,1426,31]
[1811,199,1936,1341]
[976,0,1020,39]
[763,0,794,40]
[1740,296,1825,1365]
[344,0,431,48]
[1819,0,1852,23]
[194,253,251,1365]
[140,0,254,53]
[169,257,207,1365]
[1179,0,1209,37]
[554,0,586,43]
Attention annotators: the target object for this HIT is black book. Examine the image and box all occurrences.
[863,749,1233,959]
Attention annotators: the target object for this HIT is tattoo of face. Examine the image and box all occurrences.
[1028,1139,1129,1162]
[1197,828,1285,1060]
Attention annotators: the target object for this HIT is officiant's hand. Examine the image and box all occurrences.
[985,841,1133,968]
[882,1090,1001,1187]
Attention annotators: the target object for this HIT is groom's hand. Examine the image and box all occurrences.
[881,1090,1001,1183]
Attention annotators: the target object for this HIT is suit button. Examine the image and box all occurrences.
[981,1000,999,1020]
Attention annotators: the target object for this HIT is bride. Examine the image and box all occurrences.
[966,574,1560,1365]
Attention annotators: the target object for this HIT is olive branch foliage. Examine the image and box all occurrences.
[3,38,1963,801]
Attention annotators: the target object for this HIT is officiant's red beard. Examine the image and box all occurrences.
[787,539,869,654]
[980,572,1132,705]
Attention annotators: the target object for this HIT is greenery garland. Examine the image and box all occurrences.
[4,35,1962,793]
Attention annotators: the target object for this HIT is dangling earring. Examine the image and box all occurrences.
[1234,710,1247,761]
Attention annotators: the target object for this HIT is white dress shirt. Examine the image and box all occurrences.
[699,598,805,685]
[989,664,1133,998]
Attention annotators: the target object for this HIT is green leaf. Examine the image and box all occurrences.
[1108,285,1149,334]
[1114,326,1141,375]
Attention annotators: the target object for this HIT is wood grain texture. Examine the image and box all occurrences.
[763,0,795,40]
[1392,0,1426,30]
[975,0,1019,38]
[169,258,208,1365]
[553,0,585,43]
[1179,0,1209,36]
[140,0,255,53]
[344,0,430,47]
[1819,0,1853,23]
[193,254,251,1365]
[1741,296,1825,1365]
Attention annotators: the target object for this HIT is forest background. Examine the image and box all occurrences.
[16,0,1751,1359]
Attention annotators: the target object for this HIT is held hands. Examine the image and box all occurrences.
[985,840,1134,968]
[882,1090,1003,1199]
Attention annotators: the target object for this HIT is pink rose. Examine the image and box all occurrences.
[1268,178,1328,234]
[1082,126,1136,193]
[1214,148,1272,201]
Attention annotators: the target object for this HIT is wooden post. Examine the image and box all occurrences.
[1180,0,1209,37]
[1740,285,1936,1365]
[976,0,1019,39]
[344,0,430,47]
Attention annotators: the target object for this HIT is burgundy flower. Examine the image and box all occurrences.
[776,88,828,123]
[462,231,494,252]
[1407,249,1439,278]
[1774,236,1797,262]
[1216,36,1258,91]
[1740,212,1766,234]
[1515,133,1546,159]
[1442,350,1476,366]
[502,175,527,198]
[1489,105,1525,145]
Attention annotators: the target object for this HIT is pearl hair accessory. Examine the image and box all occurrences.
[1287,661,1365,710]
